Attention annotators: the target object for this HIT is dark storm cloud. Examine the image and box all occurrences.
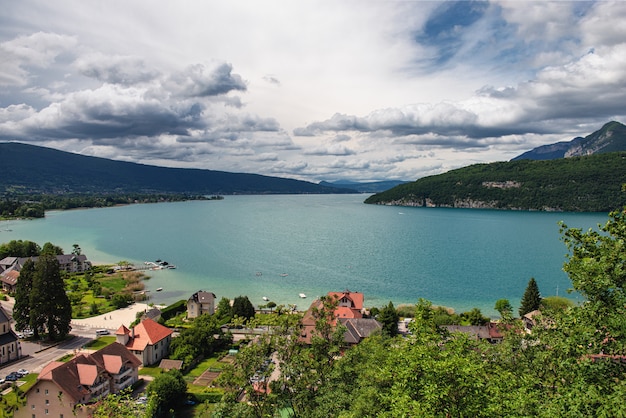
[168,63,247,98]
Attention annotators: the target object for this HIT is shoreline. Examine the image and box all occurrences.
[71,302,155,331]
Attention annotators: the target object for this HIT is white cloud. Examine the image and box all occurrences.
[0,1,625,182]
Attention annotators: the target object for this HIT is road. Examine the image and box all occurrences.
[1,323,98,376]
[0,299,99,376]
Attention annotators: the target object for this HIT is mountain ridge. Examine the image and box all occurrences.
[364,121,626,212]
[512,121,626,160]
[0,142,355,195]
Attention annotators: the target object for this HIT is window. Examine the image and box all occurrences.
[36,388,40,393]
[45,400,49,405]
[45,389,49,395]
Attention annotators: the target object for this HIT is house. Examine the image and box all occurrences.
[15,342,141,418]
[522,310,542,332]
[0,306,20,365]
[300,290,378,345]
[340,318,382,345]
[115,318,173,366]
[328,290,364,319]
[187,290,217,318]
[0,254,92,294]
[442,322,508,344]
[0,269,19,293]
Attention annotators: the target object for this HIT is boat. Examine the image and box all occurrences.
[280,273,289,277]
[262,296,269,301]
[156,287,163,292]
[299,293,306,298]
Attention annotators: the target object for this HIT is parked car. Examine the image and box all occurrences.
[16,369,28,377]
[5,372,20,381]
[0,378,5,384]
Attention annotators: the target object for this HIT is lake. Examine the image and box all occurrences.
[0,194,608,317]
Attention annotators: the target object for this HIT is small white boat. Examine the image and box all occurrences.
[299,293,306,298]
[262,296,269,301]
[156,287,163,292]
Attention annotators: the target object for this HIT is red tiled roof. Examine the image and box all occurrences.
[125,318,172,351]
[116,324,130,335]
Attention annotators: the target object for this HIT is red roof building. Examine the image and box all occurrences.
[115,318,173,366]
[15,342,141,418]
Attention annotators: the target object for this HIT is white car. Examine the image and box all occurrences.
[16,369,28,377]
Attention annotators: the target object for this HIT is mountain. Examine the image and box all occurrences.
[512,121,626,160]
[319,180,409,193]
[0,142,353,195]
[364,152,626,212]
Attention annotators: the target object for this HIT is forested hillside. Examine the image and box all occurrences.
[0,142,352,195]
[365,152,626,212]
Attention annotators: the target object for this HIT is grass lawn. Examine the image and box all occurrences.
[84,336,116,350]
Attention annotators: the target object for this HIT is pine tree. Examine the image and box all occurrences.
[231,295,255,321]
[13,259,35,332]
[519,277,541,317]
[377,301,399,337]
[30,254,72,340]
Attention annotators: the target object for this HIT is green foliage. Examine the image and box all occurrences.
[519,277,542,316]
[0,239,41,259]
[160,299,187,321]
[377,301,399,337]
[146,369,188,417]
[460,307,489,325]
[32,254,72,340]
[365,152,626,212]
[91,388,144,418]
[231,296,255,321]
[494,298,513,319]
[13,259,34,331]
[216,297,233,322]
[169,314,232,367]
[541,296,575,313]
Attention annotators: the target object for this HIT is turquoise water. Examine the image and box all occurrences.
[0,194,607,316]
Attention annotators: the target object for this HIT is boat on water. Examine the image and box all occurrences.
[262,296,269,301]
[144,260,176,270]
[280,273,289,277]
[156,287,163,292]
[299,293,306,298]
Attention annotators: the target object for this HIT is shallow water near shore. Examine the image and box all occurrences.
[0,194,607,316]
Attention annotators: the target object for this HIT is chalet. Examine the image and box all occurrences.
[15,342,141,418]
[115,318,173,366]
[187,290,217,318]
[300,290,380,345]
[0,306,20,365]
[442,322,508,344]
[0,254,92,294]
[0,254,92,275]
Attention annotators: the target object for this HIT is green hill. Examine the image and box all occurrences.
[0,142,353,195]
[364,152,626,212]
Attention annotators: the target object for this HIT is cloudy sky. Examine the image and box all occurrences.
[1,1,625,183]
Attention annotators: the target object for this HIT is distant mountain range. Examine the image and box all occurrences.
[319,180,409,193]
[0,142,354,195]
[512,121,626,160]
[365,121,626,212]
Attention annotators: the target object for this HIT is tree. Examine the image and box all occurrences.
[216,296,232,321]
[495,298,513,320]
[29,254,72,340]
[461,307,489,325]
[231,295,255,321]
[13,259,35,332]
[519,277,541,316]
[41,242,64,255]
[146,369,187,417]
[377,301,399,337]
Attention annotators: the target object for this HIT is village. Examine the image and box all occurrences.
[0,251,552,417]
